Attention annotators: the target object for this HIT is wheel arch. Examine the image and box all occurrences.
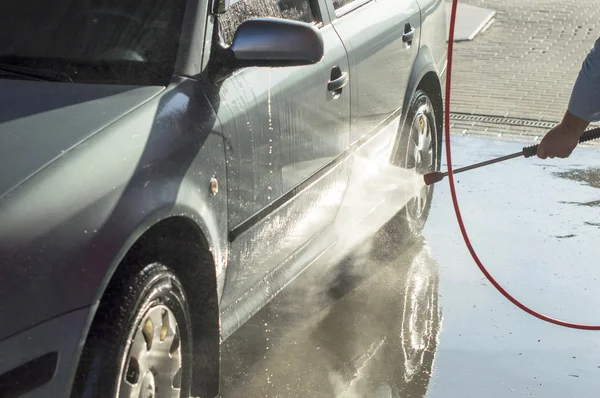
[80,213,221,397]
[400,45,444,165]
[120,215,220,396]
[416,71,444,167]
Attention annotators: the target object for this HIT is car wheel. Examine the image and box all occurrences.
[72,263,192,398]
[381,89,439,245]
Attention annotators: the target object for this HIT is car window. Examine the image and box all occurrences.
[332,0,352,9]
[332,0,370,11]
[220,0,320,46]
[0,0,186,85]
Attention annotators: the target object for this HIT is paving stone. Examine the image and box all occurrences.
[451,0,600,128]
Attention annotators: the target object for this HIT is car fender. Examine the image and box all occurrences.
[0,78,228,342]
[391,44,443,164]
[401,45,440,129]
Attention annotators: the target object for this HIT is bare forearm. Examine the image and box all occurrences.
[560,110,590,138]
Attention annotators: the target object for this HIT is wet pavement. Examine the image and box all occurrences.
[219,136,600,397]
[449,0,599,143]
[452,0,599,123]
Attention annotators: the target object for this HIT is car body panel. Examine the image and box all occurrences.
[401,0,447,160]
[416,0,447,75]
[316,0,421,237]
[0,307,93,397]
[0,81,164,197]
[216,23,351,311]
[328,0,421,144]
[0,77,228,341]
[220,164,347,340]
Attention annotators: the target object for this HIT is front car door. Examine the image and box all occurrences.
[211,0,351,337]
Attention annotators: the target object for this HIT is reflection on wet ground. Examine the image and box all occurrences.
[220,236,439,398]
[220,137,600,397]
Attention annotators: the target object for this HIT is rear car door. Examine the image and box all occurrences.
[327,0,421,144]
[317,0,422,235]
[214,0,351,324]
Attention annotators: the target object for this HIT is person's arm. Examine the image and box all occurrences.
[538,37,600,159]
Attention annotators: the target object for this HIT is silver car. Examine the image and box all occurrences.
[0,0,446,396]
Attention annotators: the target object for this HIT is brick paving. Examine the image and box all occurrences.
[450,0,600,138]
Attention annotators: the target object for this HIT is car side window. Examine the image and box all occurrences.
[219,0,319,46]
[332,0,369,11]
[332,0,350,9]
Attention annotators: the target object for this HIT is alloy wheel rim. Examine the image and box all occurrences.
[405,103,435,220]
[118,305,182,398]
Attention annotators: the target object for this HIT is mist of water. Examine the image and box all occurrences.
[328,154,427,264]
[281,152,428,309]
[268,154,430,396]
[323,156,432,393]
[220,154,434,397]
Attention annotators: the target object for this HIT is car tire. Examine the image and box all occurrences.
[72,263,193,398]
[378,89,439,248]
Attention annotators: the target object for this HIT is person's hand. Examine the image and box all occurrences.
[537,111,589,159]
[537,123,581,159]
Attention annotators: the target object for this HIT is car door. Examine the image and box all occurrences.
[320,0,421,233]
[328,0,421,145]
[213,0,351,329]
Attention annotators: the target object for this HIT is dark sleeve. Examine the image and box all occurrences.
[568,37,600,122]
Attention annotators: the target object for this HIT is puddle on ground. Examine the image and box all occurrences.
[555,234,576,239]
[553,168,600,189]
[534,163,560,169]
[560,199,600,207]
[220,238,441,398]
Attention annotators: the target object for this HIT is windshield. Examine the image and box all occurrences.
[0,0,186,85]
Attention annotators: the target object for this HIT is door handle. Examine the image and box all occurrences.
[403,24,415,44]
[328,71,348,94]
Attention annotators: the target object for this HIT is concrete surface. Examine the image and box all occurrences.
[219,136,600,397]
[451,0,600,135]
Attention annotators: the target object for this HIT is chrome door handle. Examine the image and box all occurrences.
[328,71,348,93]
[403,24,415,44]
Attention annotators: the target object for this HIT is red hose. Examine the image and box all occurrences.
[445,0,600,330]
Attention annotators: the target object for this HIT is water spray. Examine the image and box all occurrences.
[439,0,600,330]
[423,127,600,186]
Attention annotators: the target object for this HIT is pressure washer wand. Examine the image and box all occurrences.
[423,127,600,186]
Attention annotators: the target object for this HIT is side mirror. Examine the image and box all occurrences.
[230,18,324,67]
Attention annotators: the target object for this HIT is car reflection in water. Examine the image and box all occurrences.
[220,235,441,398]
